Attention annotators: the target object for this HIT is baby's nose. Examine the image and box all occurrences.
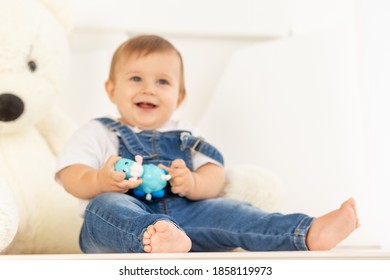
[141,84,157,95]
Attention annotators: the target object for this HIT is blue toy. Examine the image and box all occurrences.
[114,155,171,200]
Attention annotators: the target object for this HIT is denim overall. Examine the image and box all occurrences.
[79,118,314,253]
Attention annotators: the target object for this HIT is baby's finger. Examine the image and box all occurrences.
[116,181,133,192]
[171,176,184,186]
[111,170,126,182]
[158,164,171,173]
[117,187,129,194]
[122,178,143,189]
[171,159,186,169]
[107,155,121,168]
[171,186,186,197]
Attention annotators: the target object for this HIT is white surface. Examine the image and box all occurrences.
[0,249,388,260]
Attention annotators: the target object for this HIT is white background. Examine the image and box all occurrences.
[59,0,390,249]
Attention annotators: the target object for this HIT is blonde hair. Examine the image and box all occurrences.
[108,34,186,95]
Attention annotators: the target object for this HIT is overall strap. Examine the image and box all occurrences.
[95,117,224,166]
[180,132,224,166]
[95,117,122,130]
[95,117,148,157]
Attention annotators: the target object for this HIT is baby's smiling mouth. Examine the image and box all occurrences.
[136,102,157,109]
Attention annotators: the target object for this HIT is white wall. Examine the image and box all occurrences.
[59,0,389,248]
[61,29,263,125]
[357,0,390,249]
[199,25,373,248]
[61,0,292,125]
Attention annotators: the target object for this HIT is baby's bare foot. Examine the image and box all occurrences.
[142,220,192,253]
[306,198,359,250]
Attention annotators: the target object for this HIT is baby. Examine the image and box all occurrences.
[55,34,359,253]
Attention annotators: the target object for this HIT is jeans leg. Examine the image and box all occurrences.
[79,193,177,253]
[170,198,313,252]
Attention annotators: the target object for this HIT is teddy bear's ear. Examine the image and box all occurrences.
[37,0,73,32]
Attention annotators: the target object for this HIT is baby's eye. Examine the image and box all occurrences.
[130,76,141,82]
[157,79,169,85]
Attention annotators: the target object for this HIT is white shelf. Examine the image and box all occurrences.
[1,249,388,260]
[71,0,291,38]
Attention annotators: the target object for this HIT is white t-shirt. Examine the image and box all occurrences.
[55,118,220,215]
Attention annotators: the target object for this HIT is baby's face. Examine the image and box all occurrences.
[106,51,184,130]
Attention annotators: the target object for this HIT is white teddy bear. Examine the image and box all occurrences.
[0,0,82,254]
[0,0,283,255]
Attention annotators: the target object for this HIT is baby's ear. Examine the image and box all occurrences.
[177,92,186,107]
[105,80,116,102]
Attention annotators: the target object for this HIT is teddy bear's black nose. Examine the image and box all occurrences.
[0,93,24,122]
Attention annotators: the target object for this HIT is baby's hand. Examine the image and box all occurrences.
[159,159,196,197]
[97,156,142,193]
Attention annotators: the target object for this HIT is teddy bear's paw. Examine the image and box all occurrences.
[0,178,19,253]
[223,164,285,212]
